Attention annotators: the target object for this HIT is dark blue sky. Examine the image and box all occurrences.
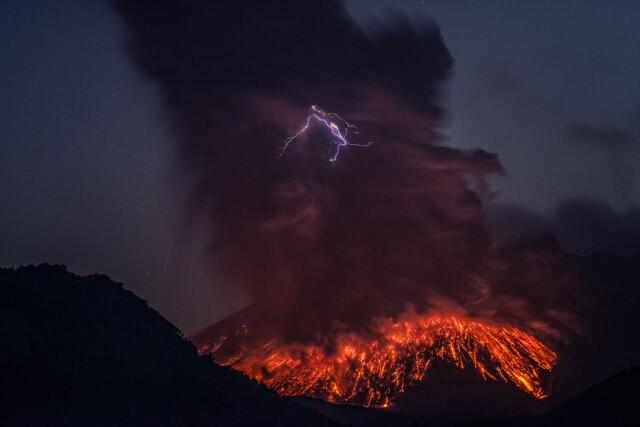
[347,0,640,210]
[2,0,639,333]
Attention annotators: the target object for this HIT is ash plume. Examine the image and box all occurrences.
[113,0,576,346]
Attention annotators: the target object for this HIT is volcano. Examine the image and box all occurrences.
[191,305,556,412]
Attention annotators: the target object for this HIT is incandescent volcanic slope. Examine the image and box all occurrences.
[191,304,557,415]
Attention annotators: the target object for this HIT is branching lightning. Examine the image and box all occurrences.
[280,105,373,162]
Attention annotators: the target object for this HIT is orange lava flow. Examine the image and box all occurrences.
[208,315,557,408]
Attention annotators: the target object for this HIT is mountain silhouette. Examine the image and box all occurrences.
[1,264,336,426]
[292,367,640,427]
[2,264,638,426]
[540,367,639,426]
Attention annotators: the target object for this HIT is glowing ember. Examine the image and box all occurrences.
[198,315,557,408]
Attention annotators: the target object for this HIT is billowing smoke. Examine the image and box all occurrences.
[113,0,576,346]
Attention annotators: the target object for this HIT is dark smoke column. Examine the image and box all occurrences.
[114,3,574,402]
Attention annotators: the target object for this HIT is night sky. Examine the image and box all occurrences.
[2,0,640,334]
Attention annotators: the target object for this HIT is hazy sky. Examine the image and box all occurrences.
[346,0,640,211]
[2,0,639,333]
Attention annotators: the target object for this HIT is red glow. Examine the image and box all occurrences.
[198,314,556,408]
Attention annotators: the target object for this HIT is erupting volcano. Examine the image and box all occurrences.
[193,312,556,408]
[117,0,578,414]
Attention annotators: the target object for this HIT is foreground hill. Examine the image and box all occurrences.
[540,367,639,426]
[2,264,637,426]
[292,367,640,427]
[0,264,336,426]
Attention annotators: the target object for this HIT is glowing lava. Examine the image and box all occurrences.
[197,314,557,408]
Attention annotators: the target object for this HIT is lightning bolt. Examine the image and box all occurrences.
[280,105,373,162]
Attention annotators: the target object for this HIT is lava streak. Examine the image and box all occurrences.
[199,314,557,408]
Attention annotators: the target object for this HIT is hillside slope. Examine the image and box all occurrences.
[0,264,337,426]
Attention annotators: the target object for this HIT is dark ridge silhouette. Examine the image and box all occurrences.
[475,367,640,427]
[542,367,639,426]
[292,367,640,427]
[295,397,484,427]
[2,263,638,426]
[0,264,337,426]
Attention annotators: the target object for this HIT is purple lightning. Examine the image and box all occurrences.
[279,105,373,162]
